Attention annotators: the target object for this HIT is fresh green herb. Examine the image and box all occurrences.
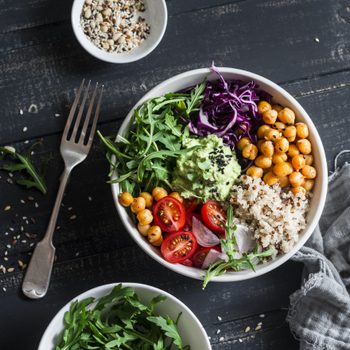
[98,81,205,196]
[203,206,275,289]
[0,145,47,194]
[56,284,190,350]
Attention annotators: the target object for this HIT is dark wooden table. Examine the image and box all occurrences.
[1,0,350,349]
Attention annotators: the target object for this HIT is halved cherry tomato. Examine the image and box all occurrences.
[153,196,186,233]
[191,246,220,268]
[183,199,198,213]
[181,259,193,267]
[161,231,198,263]
[201,200,226,234]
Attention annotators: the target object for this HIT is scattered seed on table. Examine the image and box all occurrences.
[34,202,39,208]
[70,215,77,220]
[6,178,13,184]
[314,37,320,43]
[18,260,24,268]
[259,314,265,318]
[28,196,34,201]
[9,227,14,232]
[4,232,8,236]
[88,196,92,201]
[23,126,28,132]
[30,243,34,247]
[2,287,6,292]
[7,267,14,273]
[239,338,243,343]
[4,205,11,211]
[4,251,8,256]
[216,329,221,334]
[20,199,25,204]
[219,337,224,342]
[24,140,29,144]
[19,109,23,115]
[54,113,60,117]
[21,240,27,244]
[245,326,251,333]
[217,316,222,321]
[3,257,8,261]
[8,173,13,178]
[6,244,11,249]
[68,207,73,211]
[255,324,262,331]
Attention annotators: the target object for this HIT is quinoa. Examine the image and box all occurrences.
[230,175,310,254]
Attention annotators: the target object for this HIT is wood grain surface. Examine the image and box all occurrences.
[1,0,350,349]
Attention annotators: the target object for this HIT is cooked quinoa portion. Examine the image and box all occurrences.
[230,175,310,254]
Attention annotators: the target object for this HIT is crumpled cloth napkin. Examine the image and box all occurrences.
[287,161,350,350]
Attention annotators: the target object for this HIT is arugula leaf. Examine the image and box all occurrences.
[56,284,189,350]
[0,145,47,194]
[202,205,275,289]
[98,83,205,196]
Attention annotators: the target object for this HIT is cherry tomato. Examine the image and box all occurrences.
[161,231,198,263]
[153,196,186,233]
[191,247,220,268]
[183,199,198,213]
[181,259,193,267]
[201,200,226,234]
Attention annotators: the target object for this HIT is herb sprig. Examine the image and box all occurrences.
[98,81,205,196]
[56,284,190,350]
[203,206,275,289]
[0,145,47,194]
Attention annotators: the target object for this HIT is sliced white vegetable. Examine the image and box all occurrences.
[202,249,227,269]
[192,216,220,247]
[234,224,256,253]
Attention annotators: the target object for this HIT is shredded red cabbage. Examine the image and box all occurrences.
[188,65,268,153]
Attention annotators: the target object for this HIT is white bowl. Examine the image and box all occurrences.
[38,282,211,350]
[71,0,167,63]
[111,67,328,282]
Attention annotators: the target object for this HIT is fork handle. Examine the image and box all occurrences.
[22,168,71,299]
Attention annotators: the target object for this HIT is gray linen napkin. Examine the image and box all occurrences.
[287,160,350,350]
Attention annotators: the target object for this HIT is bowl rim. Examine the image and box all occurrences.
[71,0,168,64]
[111,66,328,282]
[38,282,211,350]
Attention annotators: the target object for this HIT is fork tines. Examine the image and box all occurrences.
[62,79,103,147]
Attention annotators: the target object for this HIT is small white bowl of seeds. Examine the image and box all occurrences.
[71,0,167,63]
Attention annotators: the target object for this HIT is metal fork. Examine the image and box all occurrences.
[22,80,103,299]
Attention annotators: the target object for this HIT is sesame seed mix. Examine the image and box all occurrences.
[80,0,150,53]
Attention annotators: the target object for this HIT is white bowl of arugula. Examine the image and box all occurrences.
[38,283,211,350]
[99,65,327,287]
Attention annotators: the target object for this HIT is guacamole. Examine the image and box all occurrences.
[171,135,241,202]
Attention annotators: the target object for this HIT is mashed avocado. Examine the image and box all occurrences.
[171,134,241,202]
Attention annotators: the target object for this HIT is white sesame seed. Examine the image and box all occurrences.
[219,337,224,342]
[24,140,29,144]
[216,329,221,334]
[19,109,23,115]
[257,322,262,326]
[4,205,11,211]
[7,267,14,272]
[54,113,60,117]
[259,314,265,318]
[245,326,251,333]
[217,316,222,321]
[35,202,39,208]
[20,199,25,204]
[255,324,262,331]
[68,207,73,211]
[2,287,6,292]
[30,243,35,247]
[70,215,77,220]
[23,126,28,132]
[239,338,243,343]
[4,251,8,256]
[75,252,80,257]
[88,196,92,201]
[21,240,27,244]
[3,257,8,261]
[9,227,14,232]
[4,232,8,236]
[6,244,11,249]
[314,37,320,43]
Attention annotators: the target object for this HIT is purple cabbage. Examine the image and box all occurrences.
[188,65,267,154]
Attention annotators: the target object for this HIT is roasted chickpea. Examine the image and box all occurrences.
[295,122,309,139]
[152,187,168,201]
[147,226,162,244]
[274,121,286,131]
[287,144,300,157]
[304,154,314,166]
[291,154,306,170]
[255,155,272,169]
[169,192,183,203]
[242,144,258,160]
[273,162,293,177]
[289,171,305,188]
[237,136,251,151]
[272,152,288,164]
[257,139,265,151]
[275,137,289,153]
[137,209,153,225]
[150,236,163,247]
[272,104,283,112]
[131,197,146,213]
[140,192,153,209]
[257,125,271,139]
[278,107,295,124]
[301,165,317,179]
[264,128,280,141]
[258,101,272,114]
[262,109,278,124]
[283,126,297,142]
[303,179,315,191]
[138,223,151,236]
[260,141,274,157]
[291,186,307,196]
[278,175,289,188]
[246,166,264,178]
[118,192,133,207]
[263,171,279,185]
[297,139,312,155]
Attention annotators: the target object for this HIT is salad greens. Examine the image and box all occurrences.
[202,206,275,289]
[98,81,205,196]
[56,284,190,350]
[0,145,47,194]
